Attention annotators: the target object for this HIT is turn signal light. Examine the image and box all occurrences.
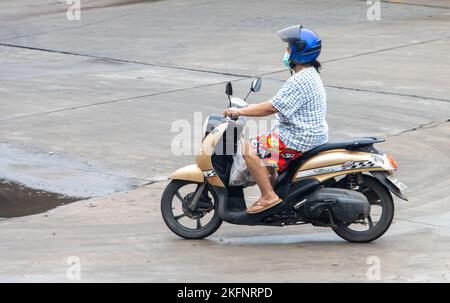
[387,154,398,169]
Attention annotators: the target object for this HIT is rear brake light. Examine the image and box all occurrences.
[387,154,398,169]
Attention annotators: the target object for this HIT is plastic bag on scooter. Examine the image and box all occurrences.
[229,142,256,187]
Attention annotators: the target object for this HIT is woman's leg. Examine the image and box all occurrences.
[242,140,279,204]
[268,166,278,187]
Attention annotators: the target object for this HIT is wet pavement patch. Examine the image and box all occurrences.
[0,179,81,218]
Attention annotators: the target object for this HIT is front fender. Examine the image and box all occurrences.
[169,164,204,183]
[370,171,408,201]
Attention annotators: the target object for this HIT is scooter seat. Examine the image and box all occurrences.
[301,137,385,159]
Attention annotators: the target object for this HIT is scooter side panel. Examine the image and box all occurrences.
[295,149,386,182]
[196,122,228,187]
[313,168,385,182]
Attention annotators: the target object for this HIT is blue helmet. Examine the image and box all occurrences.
[278,25,321,67]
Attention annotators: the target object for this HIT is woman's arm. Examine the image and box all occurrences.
[223,101,278,118]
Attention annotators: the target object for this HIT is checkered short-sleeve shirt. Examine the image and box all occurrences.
[270,67,328,152]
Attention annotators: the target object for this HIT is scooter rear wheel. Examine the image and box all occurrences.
[332,175,394,243]
[161,180,222,239]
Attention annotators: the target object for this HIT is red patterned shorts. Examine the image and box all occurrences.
[250,132,302,172]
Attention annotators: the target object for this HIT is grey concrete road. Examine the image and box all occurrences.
[0,0,449,282]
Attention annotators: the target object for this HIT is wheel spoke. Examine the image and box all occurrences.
[168,184,216,231]
[175,191,186,203]
[367,216,374,229]
[174,213,186,221]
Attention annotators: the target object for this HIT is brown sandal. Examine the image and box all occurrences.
[246,198,283,214]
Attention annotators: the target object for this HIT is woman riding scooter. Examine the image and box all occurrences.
[224,25,327,214]
[161,25,407,243]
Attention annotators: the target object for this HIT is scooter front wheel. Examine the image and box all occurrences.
[161,180,222,239]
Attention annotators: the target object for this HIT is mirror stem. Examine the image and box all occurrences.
[243,90,251,101]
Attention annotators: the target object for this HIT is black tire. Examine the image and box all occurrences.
[332,175,394,243]
[161,180,223,239]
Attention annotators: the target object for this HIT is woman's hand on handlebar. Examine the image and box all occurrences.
[223,107,241,120]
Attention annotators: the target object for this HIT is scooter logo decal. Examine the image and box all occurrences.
[298,164,342,178]
[297,160,381,178]
[343,160,354,167]
[371,154,384,164]
[203,170,216,177]
[349,160,376,169]
[313,167,337,174]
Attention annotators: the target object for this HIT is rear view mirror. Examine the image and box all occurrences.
[225,82,233,96]
[250,77,262,92]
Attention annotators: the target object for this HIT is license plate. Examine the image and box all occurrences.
[387,175,408,191]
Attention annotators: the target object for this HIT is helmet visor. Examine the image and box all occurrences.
[278,25,302,43]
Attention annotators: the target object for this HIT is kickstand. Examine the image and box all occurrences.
[325,209,336,229]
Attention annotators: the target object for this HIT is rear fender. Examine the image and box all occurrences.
[370,171,408,201]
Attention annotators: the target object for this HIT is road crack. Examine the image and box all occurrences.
[390,119,450,137]
[326,85,450,103]
[377,0,450,10]
[0,78,246,122]
[0,43,251,78]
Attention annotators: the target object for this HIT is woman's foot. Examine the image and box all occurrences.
[246,195,283,214]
